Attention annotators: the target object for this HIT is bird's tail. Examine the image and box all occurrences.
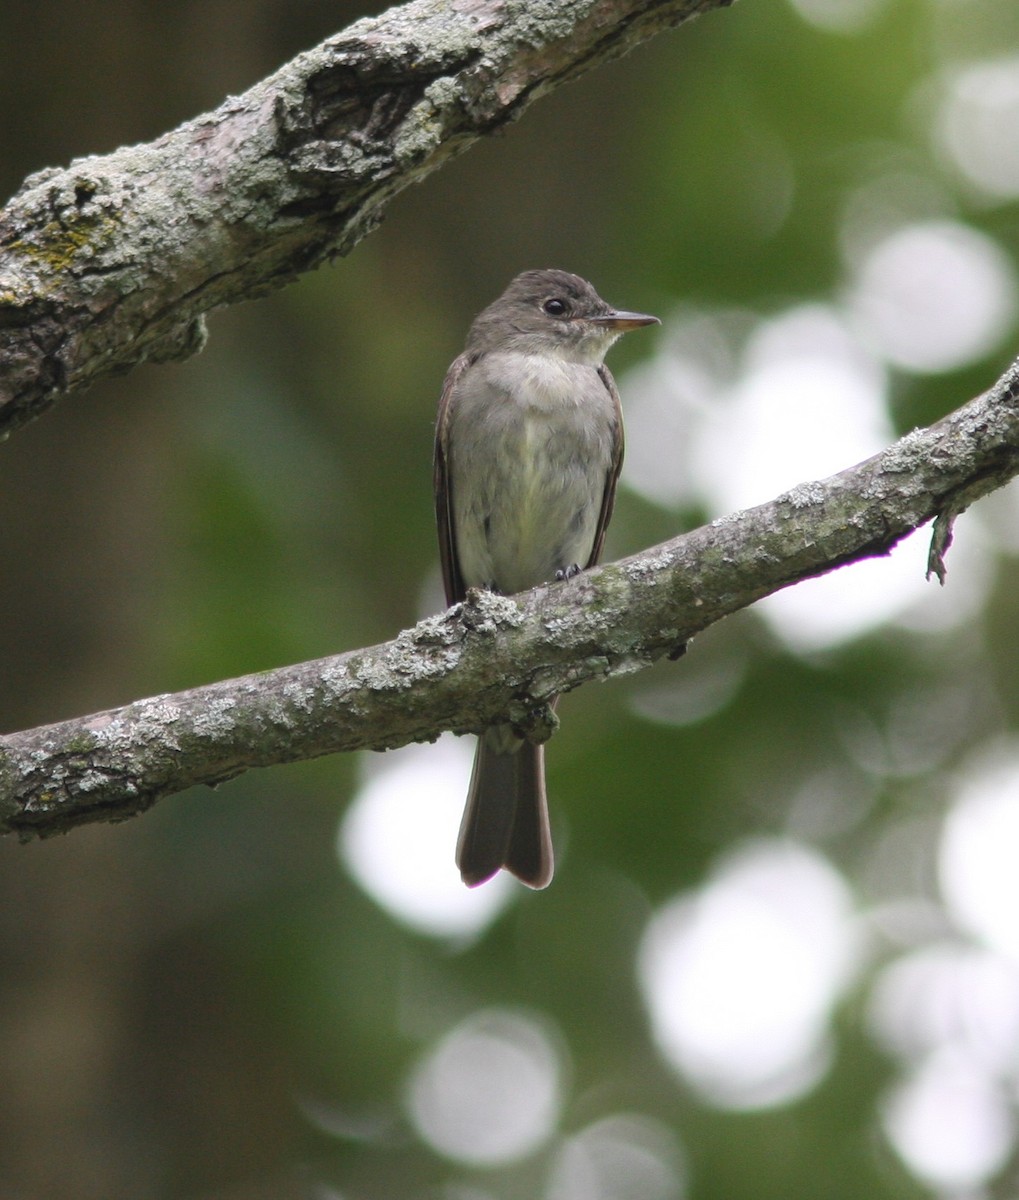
[456,728,553,889]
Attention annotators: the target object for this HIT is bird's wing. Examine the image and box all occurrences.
[587,364,626,568]
[434,352,475,605]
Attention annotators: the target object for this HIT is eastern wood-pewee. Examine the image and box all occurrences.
[434,269,659,888]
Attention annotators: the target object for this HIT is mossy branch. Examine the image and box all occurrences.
[0,0,727,436]
[2,356,1018,839]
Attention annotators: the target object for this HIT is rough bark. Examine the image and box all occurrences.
[0,0,727,436]
[2,355,1017,838]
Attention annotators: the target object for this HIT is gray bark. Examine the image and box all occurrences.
[0,0,727,435]
[2,357,1018,838]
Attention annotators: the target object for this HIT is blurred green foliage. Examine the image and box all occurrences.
[2,1,1019,1198]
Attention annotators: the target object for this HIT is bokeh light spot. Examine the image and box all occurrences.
[546,1113,686,1200]
[784,0,889,35]
[868,944,1019,1072]
[638,840,858,1109]
[339,737,513,938]
[881,1051,1014,1190]
[939,742,1019,961]
[935,56,1019,200]
[845,220,1017,373]
[693,305,889,514]
[406,1009,564,1166]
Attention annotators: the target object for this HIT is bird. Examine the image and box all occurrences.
[434,269,659,888]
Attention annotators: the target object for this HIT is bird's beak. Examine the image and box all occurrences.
[588,310,660,331]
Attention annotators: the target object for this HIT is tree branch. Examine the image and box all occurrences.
[3,355,1017,839]
[0,0,727,436]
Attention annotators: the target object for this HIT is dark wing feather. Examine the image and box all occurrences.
[586,364,625,568]
[434,352,475,605]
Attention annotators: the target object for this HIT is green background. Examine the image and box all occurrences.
[3,1,1019,1197]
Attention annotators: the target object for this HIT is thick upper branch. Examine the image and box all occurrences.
[0,0,725,435]
[2,355,1018,839]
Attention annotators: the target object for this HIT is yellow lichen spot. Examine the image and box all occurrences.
[9,211,119,273]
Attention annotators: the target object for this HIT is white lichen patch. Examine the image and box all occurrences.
[281,679,319,711]
[318,662,354,703]
[629,550,674,576]
[464,590,524,632]
[85,698,182,748]
[540,610,573,636]
[881,427,930,473]
[191,696,239,739]
[709,508,750,531]
[506,0,582,44]
[393,78,462,165]
[383,623,464,684]
[139,700,186,726]
[410,610,458,643]
[77,770,113,794]
[353,655,408,691]
[781,481,826,509]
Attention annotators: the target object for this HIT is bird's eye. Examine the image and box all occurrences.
[542,297,568,317]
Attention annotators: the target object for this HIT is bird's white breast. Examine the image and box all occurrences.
[448,350,617,596]
[482,352,591,412]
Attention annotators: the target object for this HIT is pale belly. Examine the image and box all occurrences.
[449,356,616,596]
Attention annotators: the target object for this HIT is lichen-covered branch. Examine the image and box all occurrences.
[3,355,1018,839]
[0,0,727,436]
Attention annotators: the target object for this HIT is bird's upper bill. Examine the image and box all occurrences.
[587,310,661,332]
